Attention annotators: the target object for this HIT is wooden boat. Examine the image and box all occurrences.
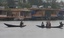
[36,25,63,28]
[4,23,26,27]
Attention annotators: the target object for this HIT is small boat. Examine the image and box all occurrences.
[36,25,63,28]
[4,23,26,27]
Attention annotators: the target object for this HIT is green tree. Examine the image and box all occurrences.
[28,0,43,5]
[45,0,59,9]
[18,0,31,8]
[51,0,58,9]
[7,0,16,8]
[19,3,31,8]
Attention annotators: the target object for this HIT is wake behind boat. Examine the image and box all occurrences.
[4,23,26,27]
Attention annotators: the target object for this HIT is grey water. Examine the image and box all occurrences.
[0,20,64,38]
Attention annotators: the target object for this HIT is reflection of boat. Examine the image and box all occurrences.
[36,25,63,28]
[4,23,26,27]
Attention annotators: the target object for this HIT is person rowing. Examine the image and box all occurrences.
[58,22,64,28]
[36,22,45,28]
[20,20,23,27]
[48,22,64,28]
[41,22,45,27]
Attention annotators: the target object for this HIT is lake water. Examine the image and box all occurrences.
[0,20,64,38]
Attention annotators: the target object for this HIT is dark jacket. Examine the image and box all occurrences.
[20,21,23,26]
[46,22,51,28]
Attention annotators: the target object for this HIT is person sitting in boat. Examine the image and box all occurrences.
[46,21,51,28]
[41,22,44,27]
[58,22,64,28]
[20,21,23,27]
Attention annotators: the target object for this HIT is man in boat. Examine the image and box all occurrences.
[46,21,51,28]
[51,22,64,28]
[58,22,64,28]
[20,21,23,27]
[41,22,44,27]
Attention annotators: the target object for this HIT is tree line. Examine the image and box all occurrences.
[0,0,64,9]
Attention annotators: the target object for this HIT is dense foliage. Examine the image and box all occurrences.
[0,0,63,9]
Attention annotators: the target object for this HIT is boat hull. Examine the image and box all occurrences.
[36,25,62,28]
[4,23,26,27]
